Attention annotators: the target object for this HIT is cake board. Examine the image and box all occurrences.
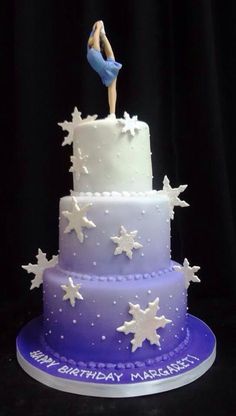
[16,314,216,398]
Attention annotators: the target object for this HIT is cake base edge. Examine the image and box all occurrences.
[16,315,216,398]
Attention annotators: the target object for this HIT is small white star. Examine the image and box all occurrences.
[62,197,96,242]
[58,107,97,146]
[173,258,201,289]
[158,175,189,219]
[111,225,143,259]
[22,249,58,290]
[61,276,83,307]
[117,297,172,352]
[118,111,142,137]
[69,147,89,180]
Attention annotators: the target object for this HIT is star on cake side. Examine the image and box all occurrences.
[61,276,83,307]
[111,225,143,259]
[117,297,172,352]
[22,249,58,290]
[118,111,142,137]
[158,175,189,219]
[58,107,97,146]
[62,196,96,242]
[173,258,201,289]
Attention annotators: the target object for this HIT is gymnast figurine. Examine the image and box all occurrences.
[87,20,122,118]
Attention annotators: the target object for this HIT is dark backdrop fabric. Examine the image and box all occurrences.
[4,0,236,301]
[1,1,236,414]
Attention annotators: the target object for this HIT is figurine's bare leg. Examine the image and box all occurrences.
[100,34,117,114]
[108,78,117,115]
[100,34,115,60]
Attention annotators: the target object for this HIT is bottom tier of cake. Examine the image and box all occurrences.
[16,314,216,397]
[42,262,187,365]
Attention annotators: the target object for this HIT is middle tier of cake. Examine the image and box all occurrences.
[59,193,171,275]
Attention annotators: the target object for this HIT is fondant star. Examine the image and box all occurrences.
[22,249,58,290]
[62,197,96,242]
[159,175,189,219]
[69,147,89,180]
[111,225,143,259]
[61,276,83,307]
[58,107,97,146]
[118,111,142,136]
[173,258,201,289]
[117,297,172,352]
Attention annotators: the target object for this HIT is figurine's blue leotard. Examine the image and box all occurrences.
[87,34,122,87]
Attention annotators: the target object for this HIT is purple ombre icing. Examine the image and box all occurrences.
[17,114,216,397]
[42,118,187,366]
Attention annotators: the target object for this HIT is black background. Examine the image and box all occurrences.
[1,0,236,414]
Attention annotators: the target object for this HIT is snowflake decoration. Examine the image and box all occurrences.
[111,225,143,259]
[58,107,97,146]
[158,175,189,219]
[117,297,172,352]
[62,196,96,242]
[173,258,201,289]
[69,147,89,180]
[118,111,142,137]
[61,276,83,307]
[22,249,58,290]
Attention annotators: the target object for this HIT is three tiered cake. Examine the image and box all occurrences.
[16,108,216,397]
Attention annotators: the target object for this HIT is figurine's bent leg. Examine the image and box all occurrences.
[88,21,103,51]
[108,78,117,115]
[101,34,115,60]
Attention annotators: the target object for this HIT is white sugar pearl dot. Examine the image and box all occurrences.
[141,253,145,257]
[73,319,77,324]
[60,335,64,339]
[50,311,54,315]
[147,238,151,243]
[135,295,139,299]
[53,294,57,298]
[73,252,77,256]
[101,335,106,341]
[59,308,62,312]
[105,210,109,214]
[91,322,94,327]
[118,340,122,344]
[97,314,100,318]
[48,330,52,334]
[93,261,97,266]
[113,300,117,305]
[141,210,146,215]
[169,295,173,299]
[96,242,100,246]
[147,290,151,294]
[46,318,49,321]
[176,307,179,312]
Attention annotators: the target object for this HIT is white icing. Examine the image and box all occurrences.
[72,118,152,193]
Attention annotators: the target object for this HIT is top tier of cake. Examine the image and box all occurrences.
[72,118,153,193]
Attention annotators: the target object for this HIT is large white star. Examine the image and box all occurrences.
[69,147,89,180]
[22,249,58,290]
[111,225,143,259]
[61,276,83,307]
[118,111,142,137]
[117,297,172,352]
[58,107,97,146]
[158,175,189,219]
[173,258,201,289]
[62,197,96,242]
